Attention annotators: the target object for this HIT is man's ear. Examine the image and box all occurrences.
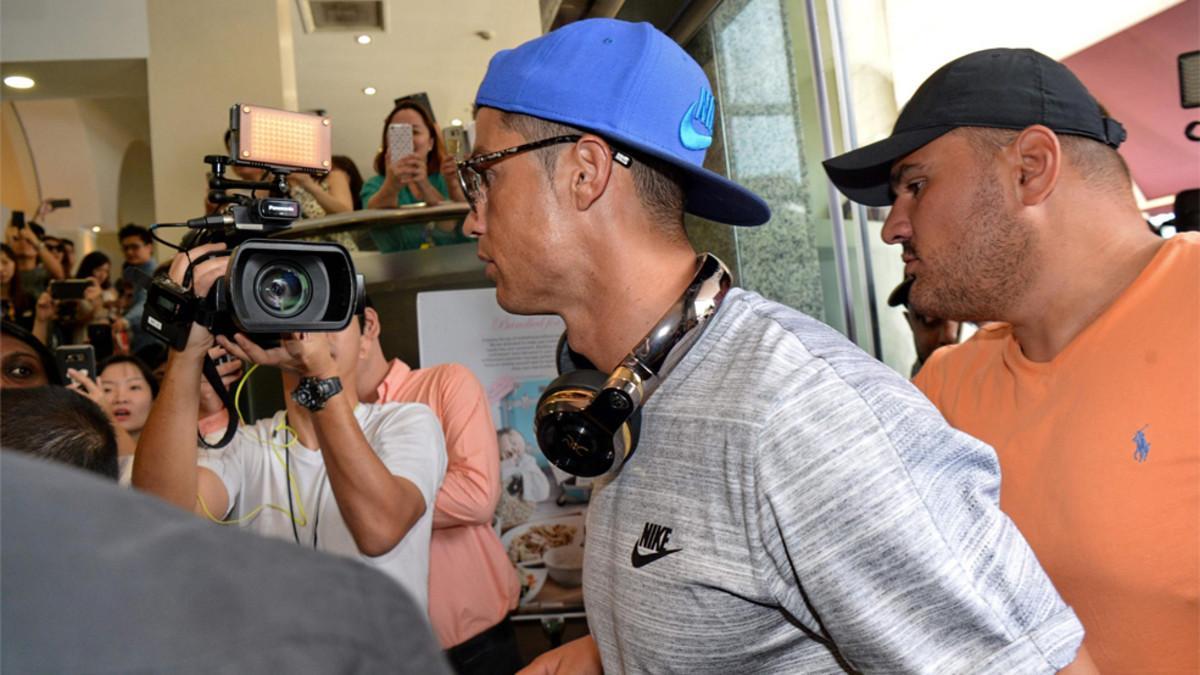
[565,135,615,211]
[1011,125,1060,206]
[360,307,381,359]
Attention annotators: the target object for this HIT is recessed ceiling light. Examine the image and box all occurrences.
[4,75,35,89]
[363,86,377,96]
[91,225,102,233]
[450,119,463,127]
[356,34,372,45]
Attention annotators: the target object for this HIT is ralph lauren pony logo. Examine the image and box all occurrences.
[679,89,715,151]
[1132,425,1151,463]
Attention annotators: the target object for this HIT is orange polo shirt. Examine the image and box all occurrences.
[914,234,1200,674]
[376,359,519,649]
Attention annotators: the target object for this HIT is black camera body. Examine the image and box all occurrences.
[143,103,362,351]
[145,240,364,349]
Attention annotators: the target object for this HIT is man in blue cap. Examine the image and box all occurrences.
[825,48,1197,674]
[466,21,1089,674]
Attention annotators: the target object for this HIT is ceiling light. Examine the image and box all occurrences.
[91,225,102,233]
[356,34,372,45]
[363,86,377,96]
[450,118,463,127]
[4,75,35,89]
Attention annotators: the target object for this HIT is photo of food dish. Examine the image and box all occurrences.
[501,515,583,566]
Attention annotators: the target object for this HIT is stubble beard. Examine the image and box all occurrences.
[909,179,1038,324]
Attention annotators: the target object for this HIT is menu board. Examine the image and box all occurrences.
[417,288,587,613]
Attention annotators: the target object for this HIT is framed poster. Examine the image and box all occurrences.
[417,288,587,613]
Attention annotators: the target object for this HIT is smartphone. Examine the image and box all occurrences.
[87,323,115,362]
[56,344,97,383]
[49,279,93,300]
[48,198,71,210]
[443,126,469,161]
[387,123,414,161]
[12,210,25,230]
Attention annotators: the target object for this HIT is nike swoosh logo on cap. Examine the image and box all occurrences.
[679,89,715,151]
[631,545,683,568]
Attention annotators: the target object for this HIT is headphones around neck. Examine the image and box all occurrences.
[534,253,730,478]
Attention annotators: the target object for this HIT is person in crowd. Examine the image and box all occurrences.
[118,224,157,352]
[354,301,521,673]
[1,451,453,674]
[1,386,118,479]
[465,20,1091,675]
[363,101,470,250]
[824,47,1197,675]
[1,319,61,388]
[6,217,65,301]
[1,244,32,324]
[42,236,69,274]
[887,276,961,377]
[134,242,447,610]
[75,251,119,324]
[59,237,76,276]
[218,129,355,219]
[92,355,158,484]
[333,155,366,210]
[364,100,466,209]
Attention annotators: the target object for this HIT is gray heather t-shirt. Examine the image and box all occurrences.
[584,288,1083,674]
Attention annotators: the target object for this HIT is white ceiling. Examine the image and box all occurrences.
[884,0,1184,106]
[290,0,542,175]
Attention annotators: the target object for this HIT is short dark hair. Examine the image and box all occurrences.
[1,386,119,479]
[496,111,686,231]
[99,354,160,397]
[959,127,1131,193]
[118,224,153,245]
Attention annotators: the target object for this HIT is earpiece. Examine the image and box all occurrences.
[534,253,730,478]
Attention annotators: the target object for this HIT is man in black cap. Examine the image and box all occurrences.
[887,277,961,377]
[466,22,1091,675]
[825,47,1199,674]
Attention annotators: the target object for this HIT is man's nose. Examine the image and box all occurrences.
[881,202,910,245]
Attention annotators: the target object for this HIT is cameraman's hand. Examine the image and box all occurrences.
[166,243,228,356]
[198,346,244,417]
[218,331,337,379]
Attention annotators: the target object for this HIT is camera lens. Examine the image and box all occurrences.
[255,262,312,317]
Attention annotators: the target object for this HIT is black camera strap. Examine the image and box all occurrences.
[199,354,239,449]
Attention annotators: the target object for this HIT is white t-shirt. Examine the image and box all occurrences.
[198,402,447,610]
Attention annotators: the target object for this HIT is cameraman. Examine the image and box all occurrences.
[133,243,447,610]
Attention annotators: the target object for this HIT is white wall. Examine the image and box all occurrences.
[884,0,1183,106]
[292,0,543,176]
[0,0,149,62]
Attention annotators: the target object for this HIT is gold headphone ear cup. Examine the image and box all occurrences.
[535,369,617,478]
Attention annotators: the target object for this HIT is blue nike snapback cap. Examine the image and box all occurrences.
[475,19,771,227]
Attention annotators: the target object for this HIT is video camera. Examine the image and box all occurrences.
[144,104,364,351]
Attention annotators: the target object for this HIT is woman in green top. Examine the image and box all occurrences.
[362,101,470,250]
[363,100,468,208]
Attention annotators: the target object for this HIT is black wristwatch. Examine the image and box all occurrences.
[291,375,343,412]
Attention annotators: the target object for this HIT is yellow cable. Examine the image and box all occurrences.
[198,373,312,527]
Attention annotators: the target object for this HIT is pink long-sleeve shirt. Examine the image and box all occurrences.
[376,359,519,648]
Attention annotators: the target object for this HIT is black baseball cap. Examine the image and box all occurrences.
[823,48,1127,207]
